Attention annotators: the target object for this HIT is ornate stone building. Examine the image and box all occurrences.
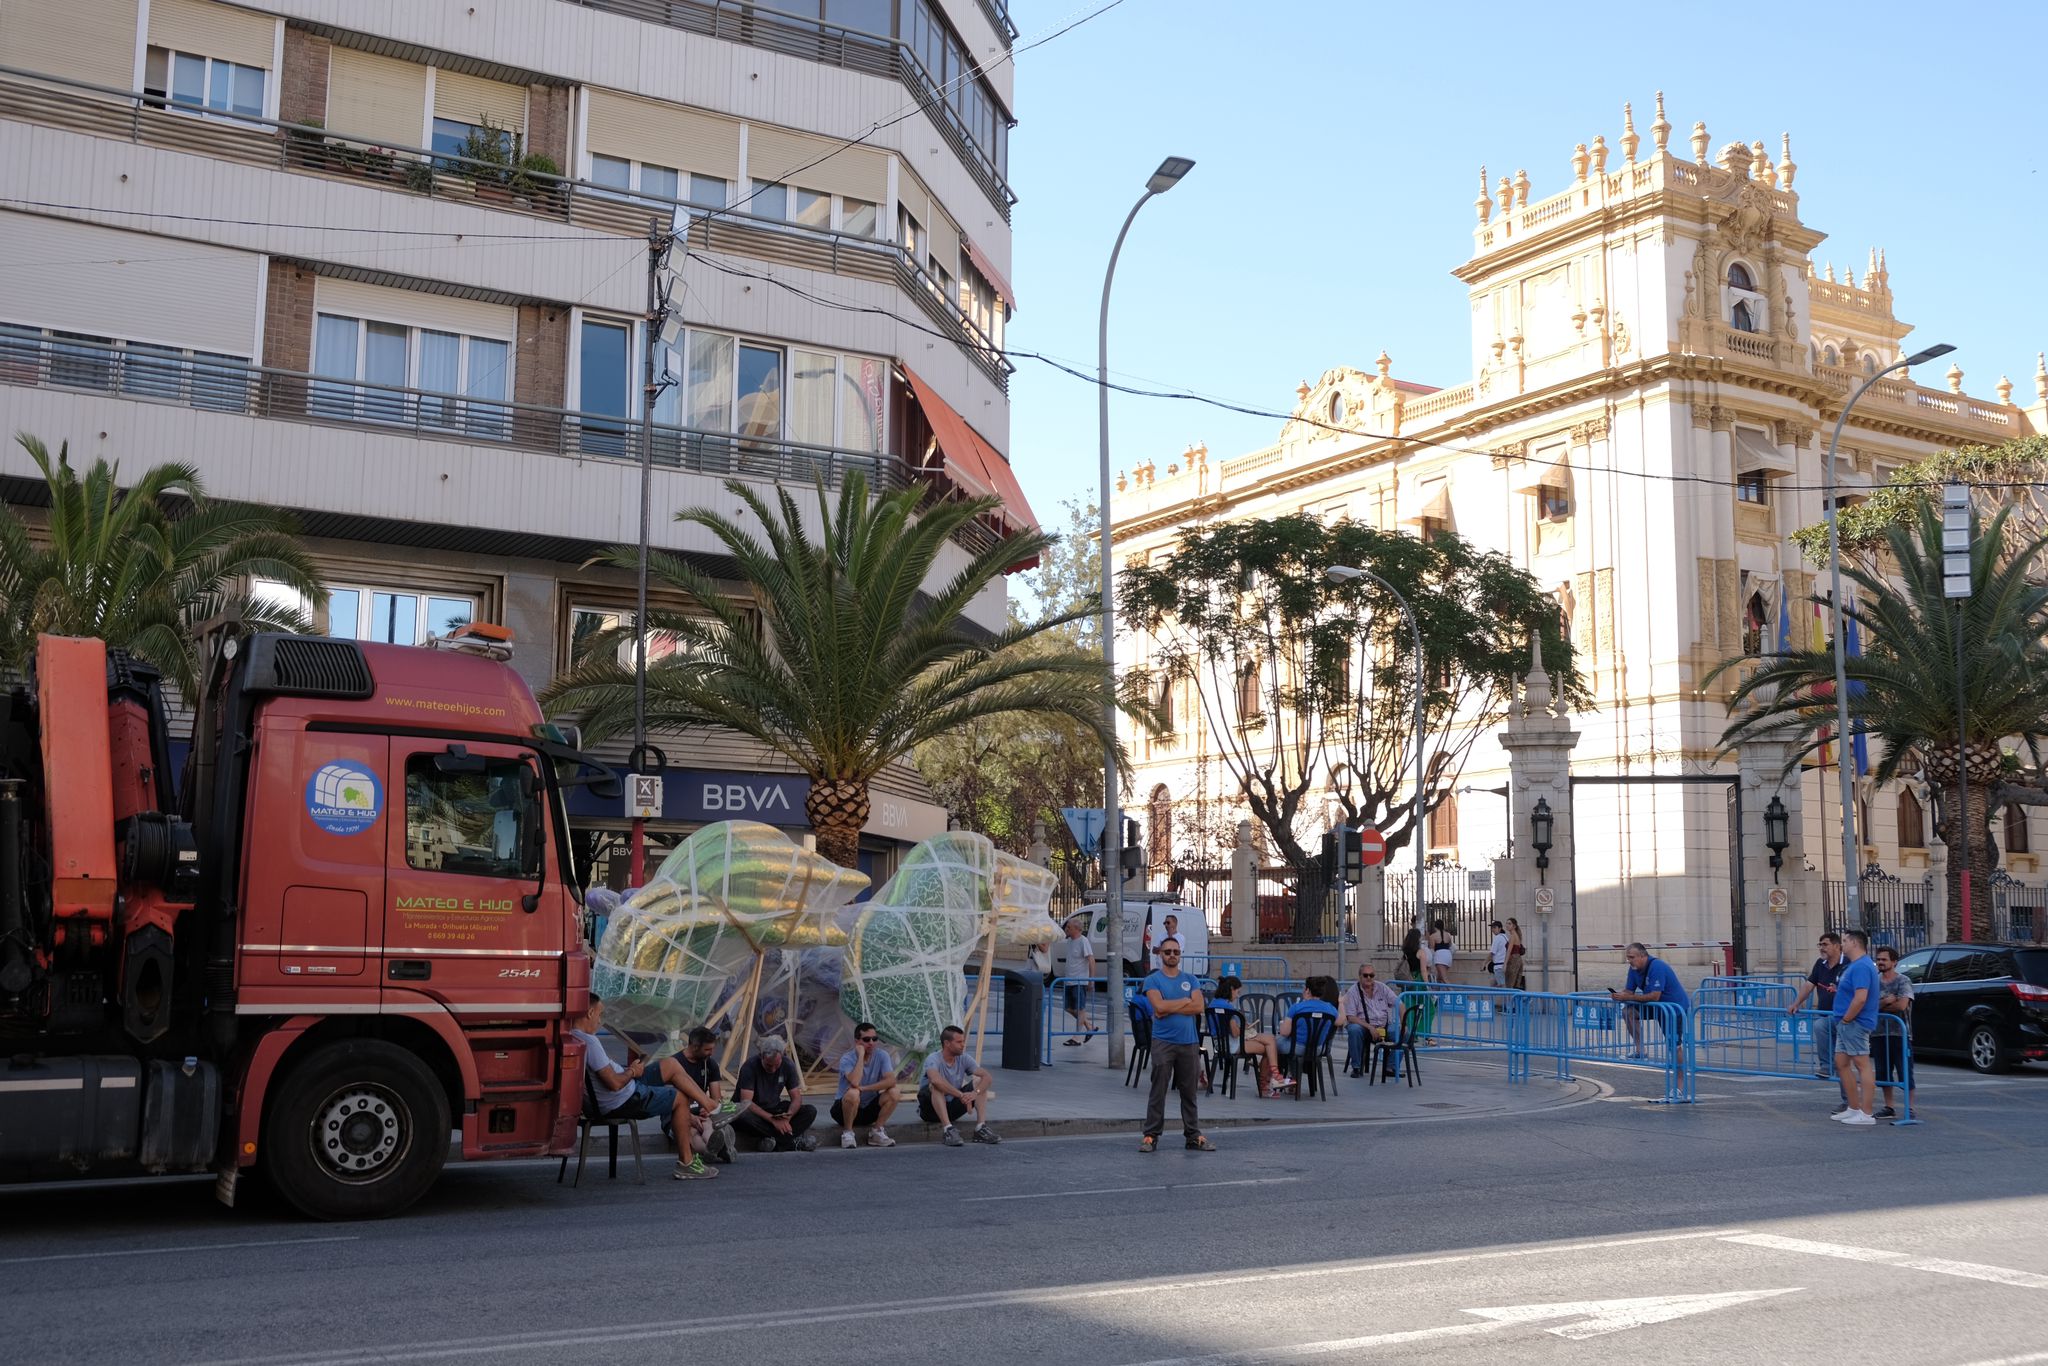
[1110,96,2047,980]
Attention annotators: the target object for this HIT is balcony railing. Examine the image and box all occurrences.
[566,0,1014,218]
[0,65,1011,392]
[0,330,911,497]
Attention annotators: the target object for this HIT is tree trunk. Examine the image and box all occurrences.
[806,778,871,871]
[1929,742,2004,943]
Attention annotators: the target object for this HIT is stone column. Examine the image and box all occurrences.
[1738,736,1814,976]
[1498,640,1581,991]
[1027,821,1052,870]
[1229,820,1256,944]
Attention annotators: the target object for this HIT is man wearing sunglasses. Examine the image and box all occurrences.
[1140,939,1216,1154]
[1340,966,1401,1079]
[835,1022,901,1149]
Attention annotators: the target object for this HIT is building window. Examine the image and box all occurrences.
[898,209,922,257]
[2,326,251,410]
[404,752,541,879]
[1538,483,1571,522]
[736,344,783,439]
[686,174,729,209]
[1821,344,1839,366]
[1742,590,1768,657]
[750,180,833,229]
[578,317,633,453]
[1236,662,1263,723]
[2007,803,2031,855]
[1726,263,1755,291]
[1148,785,1172,869]
[257,580,477,646]
[591,154,680,203]
[1731,300,1759,334]
[1861,353,1879,375]
[144,46,265,119]
[662,328,885,453]
[1427,791,1459,850]
[312,313,509,436]
[1899,791,1926,849]
[1327,391,1344,425]
[1736,472,1770,505]
[568,604,696,669]
[841,197,879,238]
[431,117,512,162]
[1153,674,1175,734]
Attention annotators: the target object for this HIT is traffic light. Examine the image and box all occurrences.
[1119,817,1144,879]
[1340,826,1364,885]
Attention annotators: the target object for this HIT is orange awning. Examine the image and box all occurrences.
[962,236,1017,313]
[902,367,1038,541]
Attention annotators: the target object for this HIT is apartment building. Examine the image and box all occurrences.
[0,0,1032,888]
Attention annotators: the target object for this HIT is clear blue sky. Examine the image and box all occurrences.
[1003,0,2048,530]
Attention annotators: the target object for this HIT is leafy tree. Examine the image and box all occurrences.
[1718,503,2048,940]
[1788,434,2048,571]
[541,475,1116,869]
[915,498,1106,884]
[1118,514,1582,934]
[0,433,323,695]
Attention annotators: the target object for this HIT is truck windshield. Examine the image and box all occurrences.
[405,755,541,880]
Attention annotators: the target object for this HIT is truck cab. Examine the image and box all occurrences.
[0,627,611,1219]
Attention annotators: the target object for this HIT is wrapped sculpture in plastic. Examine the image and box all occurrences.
[590,820,869,1046]
[840,832,1063,1058]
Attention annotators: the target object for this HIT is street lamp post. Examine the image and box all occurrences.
[1099,156,1194,1070]
[1326,565,1428,949]
[1529,797,1554,992]
[1941,482,1977,940]
[1822,342,1954,925]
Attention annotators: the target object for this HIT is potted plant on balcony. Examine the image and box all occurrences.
[282,114,328,171]
[508,151,561,210]
[454,121,516,203]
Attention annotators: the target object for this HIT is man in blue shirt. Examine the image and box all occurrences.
[1830,929,1882,1126]
[1788,932,1846,1098]
[1610,943,1690,1063]
[1140,940,1215,1153]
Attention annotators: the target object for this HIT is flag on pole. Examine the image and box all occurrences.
[1843,590,1870,777]
[1776,580,1792,655]
[1811,600,1832,767]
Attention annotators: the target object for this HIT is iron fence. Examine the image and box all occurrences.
[1381,866,1497,952]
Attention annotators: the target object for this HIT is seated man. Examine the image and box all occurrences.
[670,1026,738,1165]
[835,1021,901,1149]
[567,996,715,1181]
[1609,942,1691,1063]
[1339,966,1402,1079]
[732,1037,819,1153]
[920,1025,999,1147]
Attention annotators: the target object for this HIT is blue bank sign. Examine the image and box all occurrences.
[567,770,811,826]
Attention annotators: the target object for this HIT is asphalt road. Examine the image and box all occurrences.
[6,1059,2048,1366]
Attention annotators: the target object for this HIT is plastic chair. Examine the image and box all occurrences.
[1275,991,1303,1016]
[1237,992,1279,1035]
[1374,1003,1425,1088]
[1124,999,1154,1088]
[557,1071,646,1186]
[1280,1012,1340,1101]
[1206,1006,1245,1099]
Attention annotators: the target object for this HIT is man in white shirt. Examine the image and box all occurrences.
[1489,921,1510,987]
[1053,917,1098,1045]
[568,996,711,1181]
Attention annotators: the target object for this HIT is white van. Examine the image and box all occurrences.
[1065,897,1210,978]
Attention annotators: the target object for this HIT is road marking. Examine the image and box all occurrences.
[197,1228,1753,1366]
[964,1178,1298,1203]
[1725,1234,2048,1288]
[1954,1352,2048,1366]
[1119,1289,1800,1362]
[0,1235,357,1266]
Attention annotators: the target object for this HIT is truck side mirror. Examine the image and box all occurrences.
[433,745,487,775]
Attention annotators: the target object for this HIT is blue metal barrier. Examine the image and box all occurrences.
[1042,975,1107,1061]
[1397,987,1530,1079]
[1513,993,1693,1102]
[1688,1005,1918,1124]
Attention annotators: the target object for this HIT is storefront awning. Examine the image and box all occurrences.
[962,236,1017,313]
[902,366,1039,543]
[1509,458,1570,495]
[1399,484,1452,525]
[1735,427,1796,476]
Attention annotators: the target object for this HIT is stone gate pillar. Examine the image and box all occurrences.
[1499,640,1581,992]
[1737,738,1815,975]
[1229,820,1256,944]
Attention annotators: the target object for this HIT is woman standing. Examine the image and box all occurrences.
[1428,918,1455,985]
[1505,917,1527,990]
[1400,925,1424,984]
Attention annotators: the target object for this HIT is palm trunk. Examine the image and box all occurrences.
[806,778,870,871]
[1933,742,2004,943]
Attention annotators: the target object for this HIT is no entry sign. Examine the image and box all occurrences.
[1358,827,1385,867]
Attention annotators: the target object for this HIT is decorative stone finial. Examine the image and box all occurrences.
[2037,352,2047,400]
[1868,247,1879,282]
[1997,374,2014,405]
[1523,634,1554,716]
[1497,175,1513,216]
[1651,91,1671,153]
[1825,261,1836,283]
[1779,132,1797,190]
[1572,142,1589,183]
[1946,362,1964,394]
[1376,350,1392,379]
[1845,266,1857,289]
[1720,141,1750,175]
[1296,380,1311,403]
[1691,120,1710,165]
[1475,165,1491,224]
[1116,470,1127,492]
[1591,134,1609,175]
[1621,102,1639,163]
[1752,140,1775,186]
[1513,168,1531,207]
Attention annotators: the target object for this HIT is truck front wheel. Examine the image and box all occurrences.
[264,1040,450,1220]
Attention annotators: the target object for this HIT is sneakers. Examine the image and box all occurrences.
[673,1156,718,1180]
[868,1127,896,1148]
[757,1137,781,1153]
[710,1122,738,1163]
[1874,1106,1897,1120]
[1138,1135,1157,1153]
[840,1130,859,1150]
[942,1125,965,1147]
[972,1125,1001,1145]
[1840,1110,1877,1127]
[1185,1135,1217,1152]
[793,1133,819,1153]
[1830,1102,1850,1117]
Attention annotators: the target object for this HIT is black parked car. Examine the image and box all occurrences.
[1892,942,2048,1073]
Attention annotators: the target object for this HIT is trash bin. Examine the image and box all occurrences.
[996,968,1043,1071]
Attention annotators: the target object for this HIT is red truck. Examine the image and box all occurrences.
[0,624,612,1218]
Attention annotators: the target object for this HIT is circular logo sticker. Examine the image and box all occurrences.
[305,762,382,836]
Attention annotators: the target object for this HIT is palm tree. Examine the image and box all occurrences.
[1717,503,2048,940]
[0,433,325,696]
[541,474,1116,869]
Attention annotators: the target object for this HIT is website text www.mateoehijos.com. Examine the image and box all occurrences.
[384,695,511,719]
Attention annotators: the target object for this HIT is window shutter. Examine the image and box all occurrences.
[1,0,139,91]
[326,48,429,147]
[433,69,526,134]
[313,278,514,341]
[745,124,886,204]
[925,209,960,275]
[585,90,739,180]
[0,212,259,355]
[149,0,276,69]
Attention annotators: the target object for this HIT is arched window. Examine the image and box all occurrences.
[1427,791,1459,850]
[2006,803,2031,855]
[1898,791,1926,849]
[1148,785,1172,869]
[1732,300,1758,334]
[1822,344,1839,366]
[1742,591,1768,656]
[1861,353,1878,374]
[1235,661,1263,722]
[1153,673,1175,733]
[1726,263,1756,291]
